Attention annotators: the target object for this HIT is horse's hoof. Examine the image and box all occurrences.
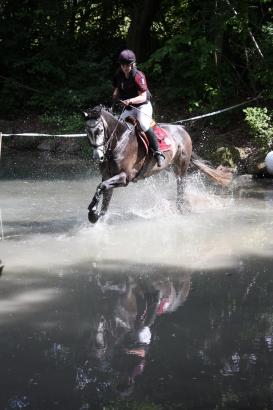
[88,210,101,224]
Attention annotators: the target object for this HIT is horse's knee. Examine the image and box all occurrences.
[100,172,128,190]
[100,182,107,191]
[116,172,128,186]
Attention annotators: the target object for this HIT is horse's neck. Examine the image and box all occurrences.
[102,110,127,134]
[102,110,133,150]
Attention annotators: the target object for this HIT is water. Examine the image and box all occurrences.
[1,152,273,409]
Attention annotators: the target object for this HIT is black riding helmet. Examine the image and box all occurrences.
[118,49,136,64]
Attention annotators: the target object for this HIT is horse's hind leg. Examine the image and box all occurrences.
[173,158,191,214]
[176,176,187,213]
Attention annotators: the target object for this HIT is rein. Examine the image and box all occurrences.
[85,105,130,156]
[101,107,126,153]
[86,116,114,150]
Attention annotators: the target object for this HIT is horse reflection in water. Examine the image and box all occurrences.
[78,271,190,397]
[84,106,232,223]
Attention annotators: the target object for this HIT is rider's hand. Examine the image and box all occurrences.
[121,99,131,107]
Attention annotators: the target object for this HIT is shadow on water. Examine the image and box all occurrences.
[3,217,84,238]
[0,254,273,409]
[0,151,99,180]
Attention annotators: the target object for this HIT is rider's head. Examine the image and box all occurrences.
[118,49,136,66]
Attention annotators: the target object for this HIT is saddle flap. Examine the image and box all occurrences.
[125,117,172,154]
[125,116,149,153]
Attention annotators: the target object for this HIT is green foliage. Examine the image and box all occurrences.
[0,55,113,115]
[103,402,162,410]
[40,111,93,157]
[0,0,273,118]
[40,112,84,133]
[142,34,221,109]
[243,107,273,149]
[256,23,273,100]
[25,52,113,113]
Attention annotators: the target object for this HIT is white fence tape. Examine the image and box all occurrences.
[174,95,260,124]
[0,94,261,149]
[1,133,86,138]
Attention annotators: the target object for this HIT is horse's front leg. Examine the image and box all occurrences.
[100,188,113,215]
[88,172,128,223]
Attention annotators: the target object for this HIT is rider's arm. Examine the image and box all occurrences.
[128,70,148,105]
[128,91,147,105]
[112,87,119,101]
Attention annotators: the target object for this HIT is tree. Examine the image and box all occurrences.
[126,0,164,61]
[0,0,272,116]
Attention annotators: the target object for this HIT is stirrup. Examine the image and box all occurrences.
[154,150,165,159]
[154,150,165,167]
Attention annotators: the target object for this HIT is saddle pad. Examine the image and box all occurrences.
[153,125,172,152]
[136,124,172,154]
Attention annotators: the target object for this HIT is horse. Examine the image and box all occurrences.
[83,105,233,223]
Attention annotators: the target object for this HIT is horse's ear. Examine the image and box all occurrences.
[82,111,89,120]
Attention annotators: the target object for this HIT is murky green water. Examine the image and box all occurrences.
[1,152,273,409]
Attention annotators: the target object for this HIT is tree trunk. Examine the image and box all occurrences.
[126,0,163,61]
[212,0,226,90]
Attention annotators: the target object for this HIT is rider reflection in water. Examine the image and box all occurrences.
[115,325,152,397]
[112,49,165,167]
[113,289,157,397]
[109,274,190,397]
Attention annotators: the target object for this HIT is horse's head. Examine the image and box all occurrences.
[83,105,106,161]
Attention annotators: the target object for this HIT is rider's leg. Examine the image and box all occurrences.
[145,128,165,167]
[137,103,165,167]
[120,108,134,123]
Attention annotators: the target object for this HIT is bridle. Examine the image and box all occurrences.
[86,107,126,154]
[86,117,107,150]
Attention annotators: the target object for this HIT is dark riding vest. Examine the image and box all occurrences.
[113,68,151,107]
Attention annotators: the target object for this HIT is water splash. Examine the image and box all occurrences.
[1,166,273,275]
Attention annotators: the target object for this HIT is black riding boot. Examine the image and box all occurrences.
[145,128,165,167]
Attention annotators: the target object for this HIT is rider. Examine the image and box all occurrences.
[112,49,165,167]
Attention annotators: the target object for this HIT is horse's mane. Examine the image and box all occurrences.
[86,104,128,133]
[86,104,110,119]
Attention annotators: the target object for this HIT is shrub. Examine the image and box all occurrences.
[243,107,273,150]
[40,112,84,133]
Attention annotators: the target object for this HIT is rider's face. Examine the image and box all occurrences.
[121,63,133,76]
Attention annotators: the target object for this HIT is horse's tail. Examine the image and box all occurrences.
[191,152,234,187]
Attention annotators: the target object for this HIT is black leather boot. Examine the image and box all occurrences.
[145,128,165,167]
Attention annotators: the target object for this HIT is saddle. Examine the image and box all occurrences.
[125,116,172,154]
